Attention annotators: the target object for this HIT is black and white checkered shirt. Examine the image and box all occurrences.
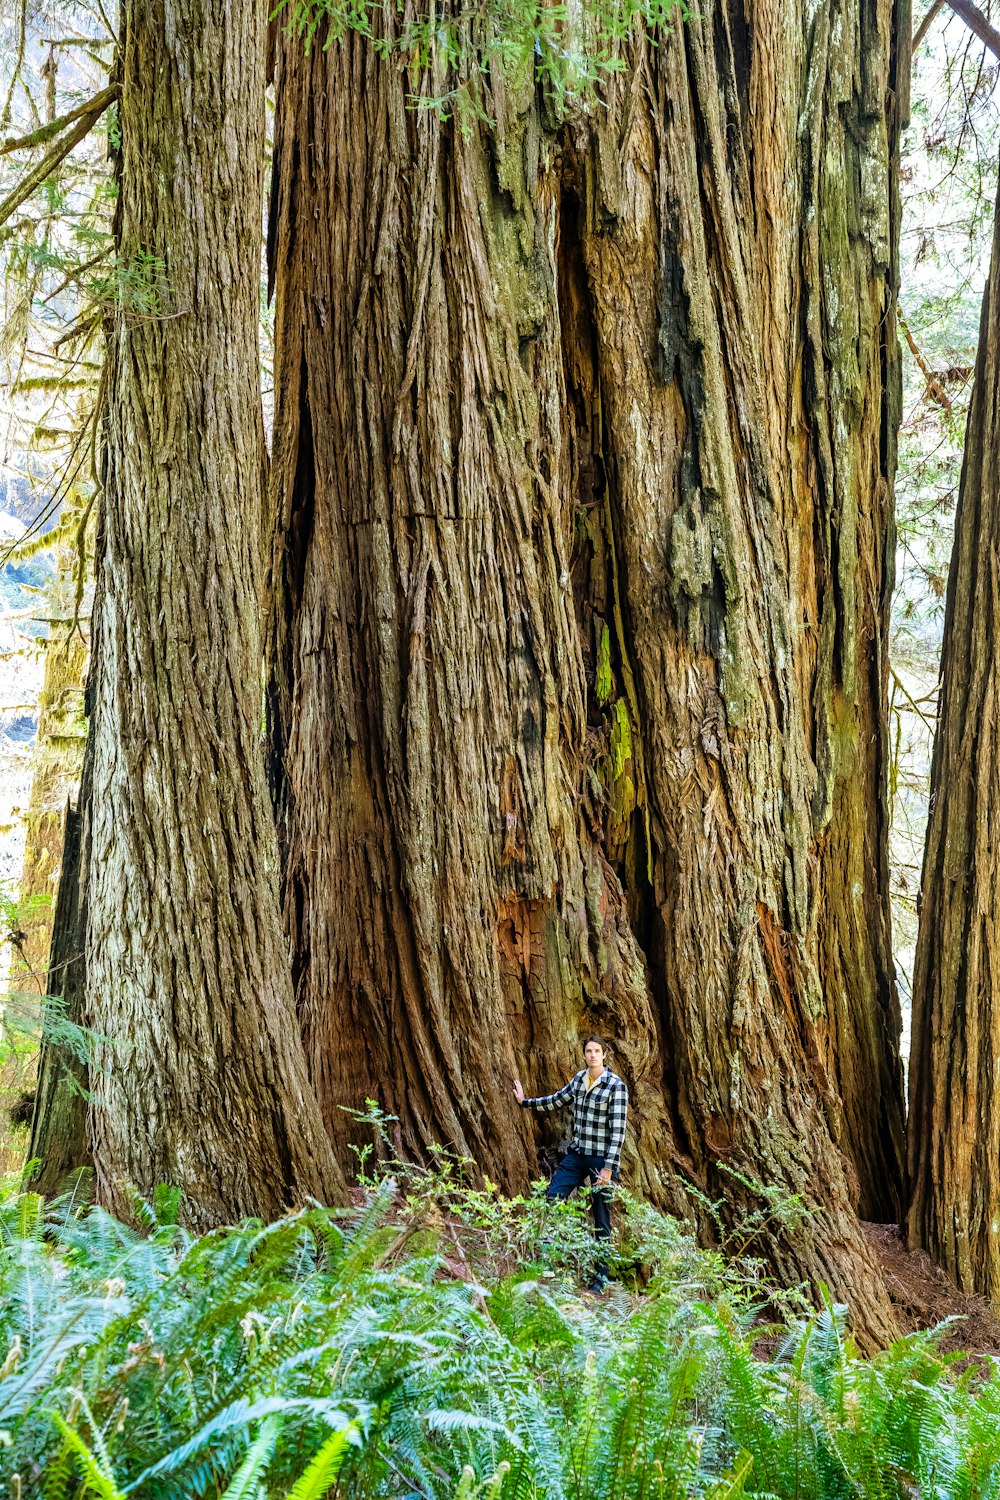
[521,1068,629,1172]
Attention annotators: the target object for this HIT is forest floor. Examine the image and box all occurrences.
[865,1220,1000,1353]
[343,1176,1000,1358]
[13,1181,1000,1497]
[405,1184,1000,1357]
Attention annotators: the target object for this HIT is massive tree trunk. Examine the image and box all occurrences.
[267,1,907,1331]
[83,0,341,1226]
[907,164,1000,1301]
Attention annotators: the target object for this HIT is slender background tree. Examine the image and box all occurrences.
[907,148,1000,1301]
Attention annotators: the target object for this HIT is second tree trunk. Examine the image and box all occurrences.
[908,160,1000,1301]
[83,0,341,1226]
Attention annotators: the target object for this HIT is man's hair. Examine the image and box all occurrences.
[582,1034,605,1051]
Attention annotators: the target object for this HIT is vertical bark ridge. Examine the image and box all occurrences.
[585,0,907,1261]
[575,6,902,1325]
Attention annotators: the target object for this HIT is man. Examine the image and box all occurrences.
[513,1036,628,1293]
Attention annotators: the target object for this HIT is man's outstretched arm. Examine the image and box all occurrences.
[603,1083,629,1173]
[513,1076,575,1113]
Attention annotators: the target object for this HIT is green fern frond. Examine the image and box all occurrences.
[46,1411,127,1500]
[283,1419,363,1500]
[218,1415,282,1500]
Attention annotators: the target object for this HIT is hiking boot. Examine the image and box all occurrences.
[585,1274,607,1295]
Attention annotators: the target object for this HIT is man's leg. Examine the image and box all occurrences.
[588,1159,617,1284]
[545,1153,605,1286]
[547,1150,588,1201]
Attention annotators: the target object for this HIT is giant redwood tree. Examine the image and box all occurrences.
[907,161,1000,1303]
[267,0,908,1328]
[81,0,341,1224]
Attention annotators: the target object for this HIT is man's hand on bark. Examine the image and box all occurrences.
[513,1079,525,1105]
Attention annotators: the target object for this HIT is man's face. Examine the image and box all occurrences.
[584,1042,605,1072]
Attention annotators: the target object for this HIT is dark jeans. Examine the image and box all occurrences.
[547,1149,619,1279]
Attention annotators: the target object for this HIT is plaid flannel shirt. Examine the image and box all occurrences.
[521,1068,628,1172]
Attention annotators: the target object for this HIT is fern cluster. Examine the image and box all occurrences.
[2,1175,1000,1498]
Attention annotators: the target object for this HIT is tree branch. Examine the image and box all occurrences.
[1,84,117,157]
[899,313,953,411]
[0,88,116,233]
[890,667,939,736]
[947,0,1000,62]
[914,2,1000,64]
[41,250,111,305]
[914,0,944,48]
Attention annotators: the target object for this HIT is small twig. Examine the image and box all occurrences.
[0,420,91,565]
[444,1221,495,1319]
[23,348,101,370]
[117,307,191,325]
[899,313,953,411]
[53,310,102,351]
[92,0,119,44]
[890,667,939,735]
[380,1453,434,1500]
[42,251,111,305]
[370,1215,425,1271]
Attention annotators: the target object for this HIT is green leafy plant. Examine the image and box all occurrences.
[272,0,687,124]
[1,1164,999,1498]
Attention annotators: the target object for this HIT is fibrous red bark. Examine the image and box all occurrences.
[267,0,907,1334]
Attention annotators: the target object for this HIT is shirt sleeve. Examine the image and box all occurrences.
[521,1077,576,1114]
[603,1081,628,1171]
